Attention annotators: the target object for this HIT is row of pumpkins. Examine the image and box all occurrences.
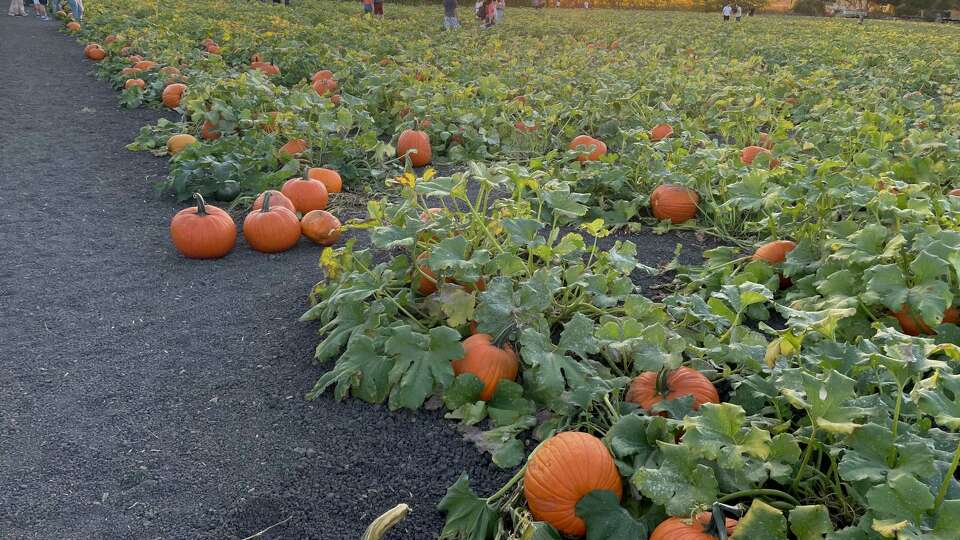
[169,169,342,259]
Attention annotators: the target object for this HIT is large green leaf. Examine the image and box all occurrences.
[438,474,498,540]
[632,442,719,516]
[575,490,647,540]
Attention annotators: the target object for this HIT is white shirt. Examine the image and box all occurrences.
[736,6,742,15]
[722,5,732,15]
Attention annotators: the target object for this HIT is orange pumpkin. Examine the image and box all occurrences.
[523,432,623,537]
[569,134,607,162]
[167,134,198,155]
[105,34,119,44]
[200,121,221,141]
[132,60,157,71]
[252,62,280,76]
[120,67,140,77]
[892,306,960,336]
[752,240,796,265]
[948,188,960,197]
[650,184,699,224]
[252,190,296,214]
[740,146,780,169]
[307,167,343,194]
[515,120,538,133]
[312,69,334,82]
[161,83,187,108]
[300,210,342,246]
[159,66,181,77]
[415,252,438,295]
[330,94,342,106]
[124,78,145,90]
[312,77,338,96]
[650,123,674,141]
[626,367,719,414]
[279,139,308,157]
[250,53,264,63]
[242,192,301,253]
[200,38,216,47]
[206,44,221,54]
[66,21,80,31]
[281,176,328,213]
[397,129,432,167]
[169,193,236,259]
[452,333,519,401]
[84,43,106,61]
[650,512,738,540]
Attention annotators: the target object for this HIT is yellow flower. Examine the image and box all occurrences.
[396,172,417,188]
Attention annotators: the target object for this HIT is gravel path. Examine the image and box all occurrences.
[0,15,508,539]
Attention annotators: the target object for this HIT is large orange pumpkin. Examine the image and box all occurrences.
[242,192,302,253]
[626,367,719,414]
[740,146,780,169]
[252,190,297,214]
[397,129,432,167]
[650,184,699,224]
[307,167,343,194]
[451,333,519,401]
[569,134,607,162]
[892,306,960,336]
[650,512,738,540]
[161,83,187,108]
[312,77,338,96]
[523,432,623,537]
[300,210,342,246]
[281,176,328,213]
[169,193,236,259]
[167,134,198,155]
[312,69,334,83]
[124,78,145,90]
[650,124,674,142]
[752,240,796,264]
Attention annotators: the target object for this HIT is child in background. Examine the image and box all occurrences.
[495,0,504,22]
[443,0,460,29]
[361,0,373,15]
[373,0,383,17]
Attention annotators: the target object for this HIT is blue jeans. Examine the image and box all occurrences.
[67,0,82,19]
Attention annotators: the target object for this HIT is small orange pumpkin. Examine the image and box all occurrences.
[312,69,334,82]
[161,83,187,108]
[279,138,308,157]
[397,129,432,167]
[330,94,342,106]
[281,176,328,213]
[200,38,216,47]
[307,167,343,194]
[105,34,119,44]
[124,78,145,90]
[650,184,699,224]
[452,333,519,401]
[312,77,338,96]
[242,192,301,253]
[66,21,80,31]
[169,193,236,259]
[252,62,280,76]
[132,60,157,71]
[523,432,623,537]
[569,134,607,162]
[514,120,538,133]
[167,134,198,155]
[752,240,796,265]
[200,121,221,141]
[650,123,674,141]
[650,512,738,540]
[252,190,296,213]
[740,145,780,169]
[626,367,719,414]
[415,252,438,295]
[206,44,221,54]
[892,306,960,336]
[300,210,342,246]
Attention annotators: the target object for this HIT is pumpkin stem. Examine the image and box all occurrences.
[491,321,517,349]
[705,502,743,540]
[193,192,208,216]
[261,191,272,212]
[655,367,671,399]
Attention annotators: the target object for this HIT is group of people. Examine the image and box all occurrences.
[440,0,504,30]
[360,0,384,16]
[721,2,754,21]
[9,0,81,20]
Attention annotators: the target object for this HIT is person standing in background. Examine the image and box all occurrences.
[373,0,383,17]
[495,0,504,22]
[443,0,459,29]
[361,0,373,15]
[721,2,731,21]
[735,4,742,21]
[8,0,26,16]
[66,0,81,20]
[31,0,48,19]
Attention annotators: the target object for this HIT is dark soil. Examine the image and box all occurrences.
[0,15,709,540]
